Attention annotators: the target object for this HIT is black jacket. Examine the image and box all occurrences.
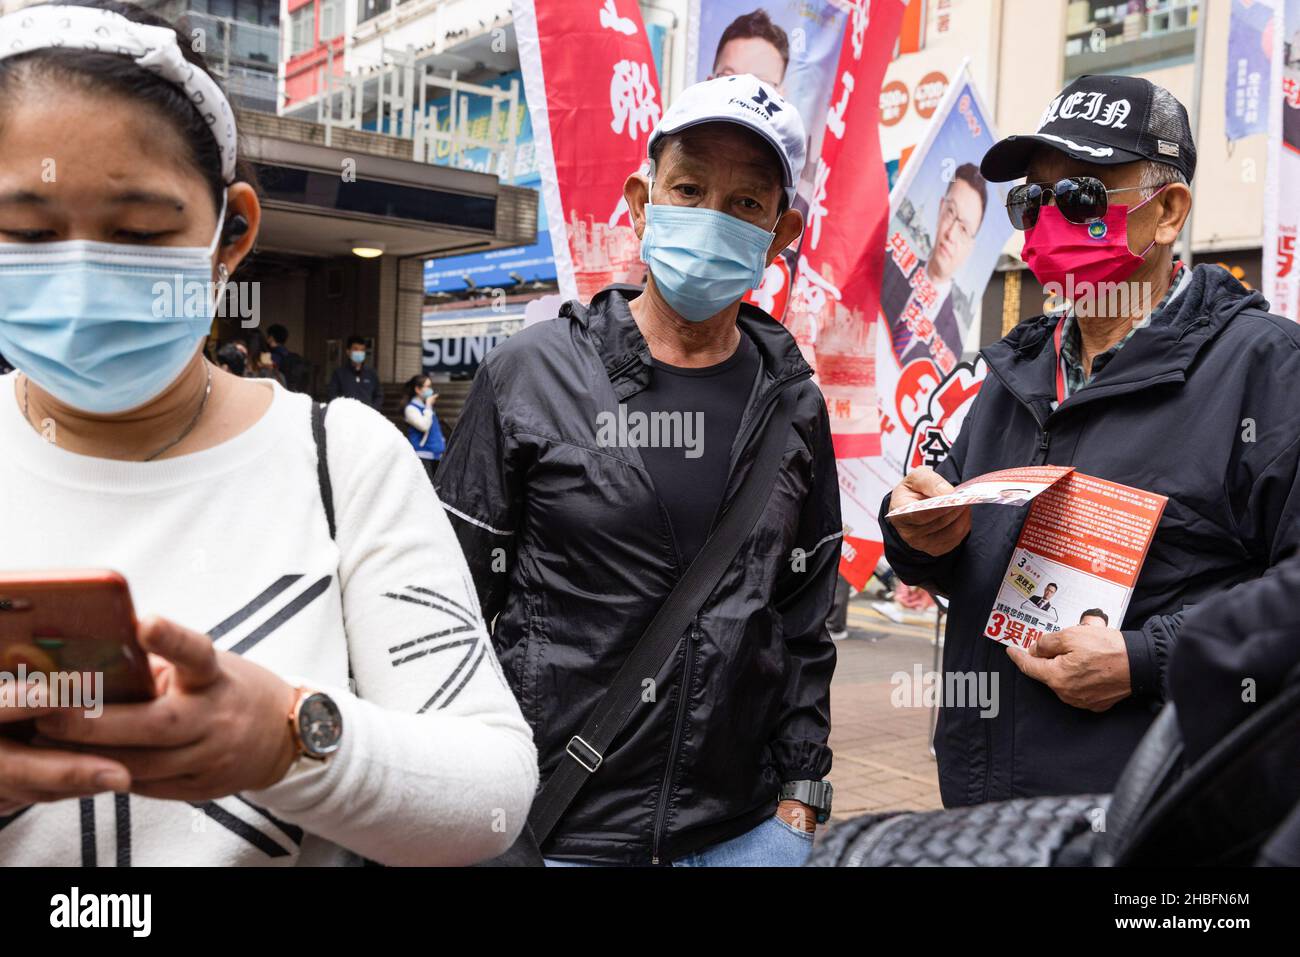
[436,286,842,864]
[881,265,1300,806]
[327,362,382,409]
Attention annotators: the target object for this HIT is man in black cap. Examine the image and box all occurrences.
[878,75,1300,806]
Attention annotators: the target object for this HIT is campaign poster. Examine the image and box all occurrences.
[1225,0,1275,141]
[836,68,1011,590]
[686,0,848,319]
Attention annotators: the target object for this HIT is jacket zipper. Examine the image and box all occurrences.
[646,370,808,863]
[651,618,697,864]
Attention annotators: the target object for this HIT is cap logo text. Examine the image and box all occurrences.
[1039,92,1131,131]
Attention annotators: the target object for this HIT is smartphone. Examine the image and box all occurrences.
[0,570,156,707]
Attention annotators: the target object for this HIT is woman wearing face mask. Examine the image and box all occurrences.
[403,375,445,484]
[0,1,536,866]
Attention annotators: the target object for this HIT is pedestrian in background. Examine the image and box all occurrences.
[216,341,246,377]
[267,323,309,393]
[404,373,444,483]
[328,334,382,410]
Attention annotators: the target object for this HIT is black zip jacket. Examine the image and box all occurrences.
[327,362,383,409]
[880,264,1300,806]
[436,286,841,864]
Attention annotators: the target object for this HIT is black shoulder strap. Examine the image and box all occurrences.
[311,401,336,540]
[527,389,798,845]
[310,399,358,693]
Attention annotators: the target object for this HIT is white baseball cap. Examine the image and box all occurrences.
[648,75,807,206]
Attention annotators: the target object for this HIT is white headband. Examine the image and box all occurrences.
[0,5,237,183]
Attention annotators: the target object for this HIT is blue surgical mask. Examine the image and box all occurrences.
[351,350,367,364]
[420,387,434,399]
[0,198,227,415]
[639,197,775,322]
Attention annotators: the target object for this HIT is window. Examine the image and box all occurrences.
[289,6,315,56]
[1063,0,1201,79]
[357,0,391,25]
[319,0,343,39]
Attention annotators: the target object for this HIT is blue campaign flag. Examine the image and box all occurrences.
[1226,0,1275,141]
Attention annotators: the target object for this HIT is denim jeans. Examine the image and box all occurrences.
[544,814,815,867]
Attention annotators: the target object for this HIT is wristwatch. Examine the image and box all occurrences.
[286,687,343,761]
[779,780,834,824]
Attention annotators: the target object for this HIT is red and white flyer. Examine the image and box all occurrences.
[983,471,1168,650]
[886,465,1074,518]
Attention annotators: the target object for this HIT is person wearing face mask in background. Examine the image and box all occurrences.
[0,0,536,866]
[403,374,444,484]
[437,75,841,866]
[881,74,1300,807]
[327,334,382,410]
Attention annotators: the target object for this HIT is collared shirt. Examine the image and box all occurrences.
[1057,263,1192,399]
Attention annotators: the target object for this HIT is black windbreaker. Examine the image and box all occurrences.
[436,286,842,864]
[880,265,1300,807]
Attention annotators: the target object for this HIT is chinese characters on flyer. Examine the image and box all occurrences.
[982,471,1168,650]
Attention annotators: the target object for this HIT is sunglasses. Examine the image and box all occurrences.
[1005,176,1153,230]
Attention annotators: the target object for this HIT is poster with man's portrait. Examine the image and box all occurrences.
[687,2,848,318]
[691,2,846,192]
[878,81,1009,381]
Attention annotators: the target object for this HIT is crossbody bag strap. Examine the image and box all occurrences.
[310,401,337,540]
[527,388,798,845]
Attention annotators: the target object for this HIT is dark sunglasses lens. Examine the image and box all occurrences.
[1007,184,1040,230]
[1055,177,1108,224]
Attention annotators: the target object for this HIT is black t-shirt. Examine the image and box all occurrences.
[625,333,760,568]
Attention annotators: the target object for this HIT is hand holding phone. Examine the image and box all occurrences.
[33,616,301,802]
[0,570,153,811]
[0,570,155,705]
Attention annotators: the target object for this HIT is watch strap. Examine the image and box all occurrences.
[780,780,834,822]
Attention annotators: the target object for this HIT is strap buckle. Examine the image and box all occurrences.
[566,735,603,773]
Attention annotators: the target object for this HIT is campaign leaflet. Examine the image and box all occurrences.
[886,465,1073,518]
[983,471,1168,650]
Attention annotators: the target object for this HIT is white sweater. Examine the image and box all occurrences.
[0,374,537,866]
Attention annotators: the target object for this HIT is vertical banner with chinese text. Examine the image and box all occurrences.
[513,0,662,302]
[780,0,907,588]
[1225,0,1275,142]
[1264,0,1299,321]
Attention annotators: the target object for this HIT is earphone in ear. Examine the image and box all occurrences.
[221,214,250,246]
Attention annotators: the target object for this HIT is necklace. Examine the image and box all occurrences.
[23,362,214,462]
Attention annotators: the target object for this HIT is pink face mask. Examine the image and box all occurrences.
[1022,186,1165,293]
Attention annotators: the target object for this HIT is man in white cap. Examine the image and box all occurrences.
[437,75,842,866]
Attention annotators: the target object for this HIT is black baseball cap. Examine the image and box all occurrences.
[981,74,1196,184]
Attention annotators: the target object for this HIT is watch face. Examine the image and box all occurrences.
[298,693,343,757]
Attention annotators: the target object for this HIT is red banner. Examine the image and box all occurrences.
[513,0,662,302]
[782,0,908,586]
